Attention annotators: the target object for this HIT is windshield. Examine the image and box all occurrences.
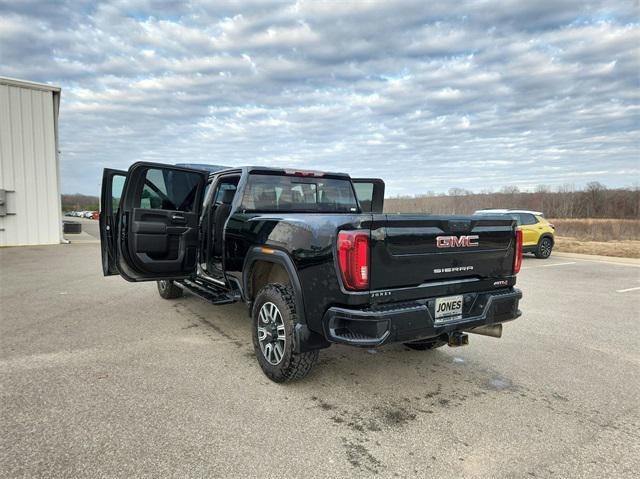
[241,174,359,213]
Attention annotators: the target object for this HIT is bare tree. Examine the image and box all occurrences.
[384,184,640,219]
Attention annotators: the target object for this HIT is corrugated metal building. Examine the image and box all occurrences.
[0,77,62,246]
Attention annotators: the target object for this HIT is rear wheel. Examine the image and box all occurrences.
[535,237,553,259]
[252,284,318,382]
[157,280,183,299]
[404,338,447,351]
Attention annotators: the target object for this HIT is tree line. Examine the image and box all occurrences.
[384,183,640,219]
[62,182,640,219]
[61,194,99,212]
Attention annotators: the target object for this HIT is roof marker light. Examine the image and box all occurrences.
[284,169,324,177]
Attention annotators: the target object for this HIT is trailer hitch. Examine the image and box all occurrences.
[448,332,469,347]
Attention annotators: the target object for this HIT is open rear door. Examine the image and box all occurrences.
[352,178,385,213]
[105,162,207,282]
[99,168,127,276]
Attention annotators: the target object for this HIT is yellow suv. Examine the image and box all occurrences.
[474,209,555,259]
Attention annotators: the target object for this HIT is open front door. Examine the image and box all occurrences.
[110,162,207,282]
[352,178,385,213]
[100,168,127,276]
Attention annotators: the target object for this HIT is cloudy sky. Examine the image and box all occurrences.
[1,0,638,196]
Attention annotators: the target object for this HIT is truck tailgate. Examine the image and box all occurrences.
[370,215,516,290]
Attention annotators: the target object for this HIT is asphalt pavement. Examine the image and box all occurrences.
[63,217,100,243]
[1,244,638,478]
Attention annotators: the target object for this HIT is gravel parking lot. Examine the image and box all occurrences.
[1,244,639,478]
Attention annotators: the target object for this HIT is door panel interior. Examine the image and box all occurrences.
[116,162,207,281]
[128,208,199,273]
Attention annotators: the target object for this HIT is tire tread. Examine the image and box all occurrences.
[534,236,553,259]
[253,284,318,382]
[157,280,183,299]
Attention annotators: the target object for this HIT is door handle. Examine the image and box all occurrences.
[171,214,186,223]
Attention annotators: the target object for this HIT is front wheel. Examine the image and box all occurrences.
[252,284,318,383]
[535,237,553,259]
[157,280,183,299]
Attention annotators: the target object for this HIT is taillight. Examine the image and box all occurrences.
[337,230,369,290]
[514,229,523,274]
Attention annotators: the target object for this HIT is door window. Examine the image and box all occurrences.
[352,178,385,213]
[112,175,126,212]
[519,213,538,225]
[139,168,201,212]
[353,182,374,212]
[214,182,238,206]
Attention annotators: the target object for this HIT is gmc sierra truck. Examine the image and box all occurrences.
[100,163,523,382]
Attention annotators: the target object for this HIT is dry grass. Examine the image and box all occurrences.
[554,238,640,258]
[549,218,640,258]
[549,218,639,242]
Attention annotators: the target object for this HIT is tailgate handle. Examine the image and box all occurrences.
[449,220,471,232]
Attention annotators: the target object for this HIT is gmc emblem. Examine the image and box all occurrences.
[436,235,479,248]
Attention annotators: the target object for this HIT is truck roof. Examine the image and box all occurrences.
[193,165,351,180]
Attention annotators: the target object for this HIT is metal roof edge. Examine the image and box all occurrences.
[0,76,61,93]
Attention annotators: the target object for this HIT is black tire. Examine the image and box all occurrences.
[157,280,183,299]
[535,236,553,259]
[404,339,447,351]
[252,284,318,383]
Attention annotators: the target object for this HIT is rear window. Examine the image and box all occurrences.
[241,174,359,213]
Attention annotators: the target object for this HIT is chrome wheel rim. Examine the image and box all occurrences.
[540,239,552,257]
[257,302,286,365]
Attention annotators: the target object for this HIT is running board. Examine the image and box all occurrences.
[178,279,239,305]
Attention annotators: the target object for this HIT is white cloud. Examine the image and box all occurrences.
[0,0,637,195]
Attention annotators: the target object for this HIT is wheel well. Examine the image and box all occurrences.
[248,260,291,301]
[539,234,554,246]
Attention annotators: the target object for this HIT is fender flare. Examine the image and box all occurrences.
[243,248,330,352]
[242,247,306,324]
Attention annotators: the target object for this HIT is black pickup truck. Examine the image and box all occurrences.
[100,163,523,382]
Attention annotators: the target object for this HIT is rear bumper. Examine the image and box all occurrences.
[322,288,522,347]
